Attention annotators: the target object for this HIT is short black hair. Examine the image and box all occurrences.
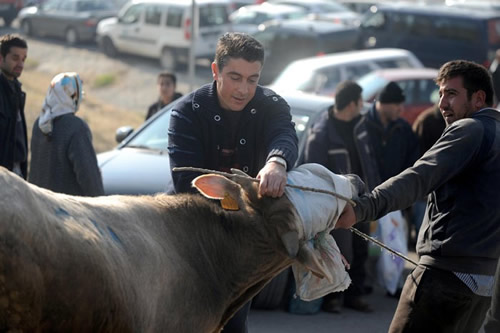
[0,34,27,58]
[157,71,176,85]
[214,32,264,72]
[335,81,362,110]
[436,60,494,107]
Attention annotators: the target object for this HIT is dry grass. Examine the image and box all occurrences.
[22,67,144,154]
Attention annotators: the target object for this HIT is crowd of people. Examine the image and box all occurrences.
[1,30,499,333]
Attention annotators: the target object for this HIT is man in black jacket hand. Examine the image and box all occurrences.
[336,60,500,333]
[0,34,28,179]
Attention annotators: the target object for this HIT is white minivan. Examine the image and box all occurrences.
[97,0,237,69]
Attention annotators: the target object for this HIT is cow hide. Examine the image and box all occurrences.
[0,164,356,332]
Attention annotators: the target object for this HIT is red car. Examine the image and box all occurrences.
[357,67,439,125]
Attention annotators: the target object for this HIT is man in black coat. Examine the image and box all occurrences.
[0,34,28,179]
[168,32,298,333]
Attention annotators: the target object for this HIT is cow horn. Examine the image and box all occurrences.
[280,231,299,258]
[297,243,334,283]
[230,168,251,178]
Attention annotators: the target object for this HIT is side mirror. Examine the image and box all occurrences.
[115,126,133,143]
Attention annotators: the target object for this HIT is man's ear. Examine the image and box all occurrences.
[211,62,219,81]
[473,90,487,108]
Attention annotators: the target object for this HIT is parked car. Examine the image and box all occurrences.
[253,18,360,85]
[357,2,500,68]
[97,0,232,70]
[229,2,307,35]
[357,67,439,125]
[268,48,424,97]
[96,91,334,195]
[18,0,117,45]
[269,0,360,27]
[0,0,23,26]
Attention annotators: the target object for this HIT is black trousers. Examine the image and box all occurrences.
[484,258,500,333]
[223,300,251,333]
[389,265,491,333]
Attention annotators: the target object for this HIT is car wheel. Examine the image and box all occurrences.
[3,16,14,27]
[160,47,177,70]
[21,20,33,36]
[100,36,118,57]
[65,28,79,45]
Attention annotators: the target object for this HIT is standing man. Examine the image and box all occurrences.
[0,34,28,179]
[365,81,419,183]
[168,32,298,332]
[145,71,183,121]
[301,81,380,313]
[337,60,500,333]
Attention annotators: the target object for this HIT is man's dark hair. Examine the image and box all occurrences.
[0,34,27,58]
[157,71,176,85]
[334,81,362,111]
[214,32,264,72]
[436,60,494,107]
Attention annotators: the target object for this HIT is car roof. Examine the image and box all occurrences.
[238,3,307,14]
[374,2,500,19]
[285,48,418,70]
[262,18,357,33]
[130,0,236,6]
[277,90,334,111]
[364,68,439,81]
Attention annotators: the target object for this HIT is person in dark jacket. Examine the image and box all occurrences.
[168,32,298,333]
[145,72,182,121]
[365,81,420,182]
[302,81,380,313]
[0,34,28,179]
[29,72,104,197]
[336,60,500,333]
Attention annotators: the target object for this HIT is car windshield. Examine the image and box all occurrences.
[125,109,171,151]
[357,73,388,101]
[271,64,315,91]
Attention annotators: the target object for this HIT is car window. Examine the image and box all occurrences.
[120,4,144,24]
[375,58,413,69]
[41,0,63,10]
[76,1,114,11]
[125,109,171,151]
[166,6,183,27]
[344,63,372,81]
[199,5,229,27]
[145,5,162,26]
[361,10,386,30]
[59,2,75,11]
[358,72,388,101]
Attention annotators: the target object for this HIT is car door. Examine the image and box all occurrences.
[52,0,77,39]
[130,3,165,57]
[113,3,145,53]
[30,0,63,36]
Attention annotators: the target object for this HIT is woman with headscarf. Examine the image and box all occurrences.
[29,72,104,196]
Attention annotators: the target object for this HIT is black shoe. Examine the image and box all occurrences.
[322,298,342,313]
[344,297,374,313]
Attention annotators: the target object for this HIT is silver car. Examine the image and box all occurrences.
[97,92,335,195]
[19,0,117,45]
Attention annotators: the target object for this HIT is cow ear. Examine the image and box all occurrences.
[192,175,241,210]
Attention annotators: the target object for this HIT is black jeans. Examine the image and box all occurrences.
[389,265,491,333]
[484,258,500,333]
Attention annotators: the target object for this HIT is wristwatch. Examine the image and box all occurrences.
[267,156,287,169]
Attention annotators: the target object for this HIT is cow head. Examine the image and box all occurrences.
[192,164,361,286]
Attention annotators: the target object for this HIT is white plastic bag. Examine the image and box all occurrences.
[376,210,407,295]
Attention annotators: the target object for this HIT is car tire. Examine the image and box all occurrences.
[160,47,177,70]
[21,20,33,36]
[3,16,14,27]
[65,28,79,45]
[100,36,118,58]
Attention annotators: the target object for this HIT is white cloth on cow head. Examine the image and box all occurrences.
[39,72,84,135]
[285,163,352,301]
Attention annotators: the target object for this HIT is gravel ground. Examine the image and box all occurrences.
[24,37,212,113]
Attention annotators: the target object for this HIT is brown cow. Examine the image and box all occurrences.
[0,164,358,332]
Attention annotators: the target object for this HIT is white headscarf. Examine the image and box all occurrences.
[38,72,83,135]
